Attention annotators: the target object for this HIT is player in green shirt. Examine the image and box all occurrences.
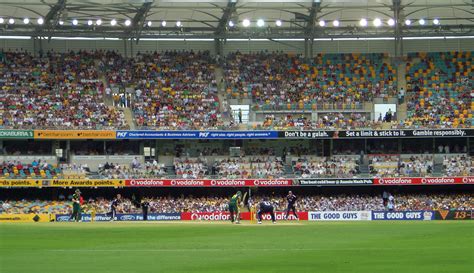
[70,189,82,222]
[228,191,242,224]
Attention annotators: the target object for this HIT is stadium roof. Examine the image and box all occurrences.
[0,0,472,40]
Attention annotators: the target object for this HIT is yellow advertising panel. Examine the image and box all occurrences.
[0,179,42,187]
[0,179,124,187]
[34,130,116,139]
[0,214,53,223]
[47,179,124,187]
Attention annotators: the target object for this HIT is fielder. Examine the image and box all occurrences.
[70,189,82,222]
[257,199,276,224]
[106,194,121,221]
[285,191,299,220]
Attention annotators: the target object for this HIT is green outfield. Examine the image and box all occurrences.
[0,221,472,273]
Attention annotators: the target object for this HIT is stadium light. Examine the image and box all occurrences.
[110,19,117,26]
[373,18,382,27]
[8,18,15,24]
[96,19,102,26]
[359,18,367,27]
[176,21,182,27]
[87,20,93,26]
[433,18,440,25]
[228,20,234,27]
[161,20,167,27]
[332,20,339,27]
[37,18,44,25]
[419,18,425,25]
[405,19,411,26]
[318,20,325,27]
[58,20,64,25]
[125,19,131,26]
[147,21,152,27]
[23,18,29,25]
[275,20,282,27]
[0,18,4,24]
[387,18,395,26]
[72,19,78,26]
[257,19,265,27]
[242,18,250,27]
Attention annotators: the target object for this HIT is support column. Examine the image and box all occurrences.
[214,38,224,56]
[123,39,128,58]
[304,38,309,59]
[309,38,314,59]
[304,38,314,60]
[65,140,70,163]
[129,39,134,57]
[393,0,403,58]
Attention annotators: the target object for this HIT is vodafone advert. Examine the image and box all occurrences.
[181,211,308,221]
[125,179,294,187]
[374,177,474,185]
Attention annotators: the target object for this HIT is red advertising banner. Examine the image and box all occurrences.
[125,179,294,187]
[180,211,308,221]
[374,177,474,185]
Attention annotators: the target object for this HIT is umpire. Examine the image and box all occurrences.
[141,199,150,221]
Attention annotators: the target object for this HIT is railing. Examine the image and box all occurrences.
[252,102,364,111]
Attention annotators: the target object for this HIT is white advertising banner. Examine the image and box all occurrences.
[308,211,372,221]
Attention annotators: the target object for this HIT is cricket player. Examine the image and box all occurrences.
[141,199,150,221]
[228,191,242,224]
[387,194,395,211]
[70,189,82,222]
[285,191,299,220]
[257,199,276,224]
[106,194,121,221]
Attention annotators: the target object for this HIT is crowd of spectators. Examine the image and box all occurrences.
[2,193,471,214]
[1,49,472,130]
[224,52,396,110]
[293,156,360,178]
[369,154,434,177]
[173,158,208,179]
[402,51,473,128]
[213,156,285,179]
[1,159,60,178]
[443,155,473,176]
[98,160,168,179]
[0,51,128,129]
[129,51,223,130]
[259,112,380,130]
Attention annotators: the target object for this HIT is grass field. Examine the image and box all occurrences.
[0,221,472,273]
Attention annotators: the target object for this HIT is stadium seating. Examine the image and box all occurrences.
[0,51,128,129]
[214,156,285,178]
[1,193,471,214]
[130,51,222,130]
[368,154,434,177]
[224,52,396,111]
[442,154,473,176]
[403,51,473,128]
[174,158,208,179]
[1,160,61,179]
[1,50,472,130]
[293,155,360,178]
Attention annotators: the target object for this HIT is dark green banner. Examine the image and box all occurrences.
[0,130,34,139]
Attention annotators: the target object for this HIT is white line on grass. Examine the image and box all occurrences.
[46,246,469,252]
